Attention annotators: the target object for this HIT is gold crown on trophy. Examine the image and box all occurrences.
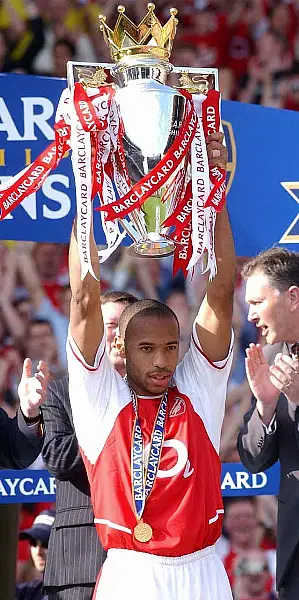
[98,3,178,62]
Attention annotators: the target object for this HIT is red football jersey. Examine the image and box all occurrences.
[67,324,233,557]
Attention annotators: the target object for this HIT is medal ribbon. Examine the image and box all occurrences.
[131,389,168,520]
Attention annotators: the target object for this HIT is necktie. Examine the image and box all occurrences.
[291,342,299,360]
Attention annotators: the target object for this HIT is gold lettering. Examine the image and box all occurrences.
[0,149,5,166]
[25,148,31,166]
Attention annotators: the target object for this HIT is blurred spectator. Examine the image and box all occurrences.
[16,508,55,599]
[165,288,193,360]
[24,318,65,380]
[0,0,44,73]
[217,497,276,593]
[32,0,97,75]
[233,549,277,600]
[31,243,68,305]
[269,2,297,50]
[180,5,229,69]
[281,61,299,110]
[15,243,70,369]
[238,29,293,106]
[51,37,76,78]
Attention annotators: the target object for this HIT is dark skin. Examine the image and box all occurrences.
[119,314,180,396]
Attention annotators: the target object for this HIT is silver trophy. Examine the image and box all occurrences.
[67,3,218,258]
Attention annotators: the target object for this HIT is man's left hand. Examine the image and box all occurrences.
[269,353,299,404]
[18,358,49,419]
[206,132,228,170]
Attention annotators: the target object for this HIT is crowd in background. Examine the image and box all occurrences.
[1,0,296,597]
[1,0,299,109]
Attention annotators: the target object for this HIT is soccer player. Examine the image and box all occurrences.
[67,132,235,600]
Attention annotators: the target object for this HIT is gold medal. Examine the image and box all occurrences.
[134,521,153,543]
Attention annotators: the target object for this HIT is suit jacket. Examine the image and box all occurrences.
[238,342,299,594]
[0,407,43,469]
[41,377,106,588]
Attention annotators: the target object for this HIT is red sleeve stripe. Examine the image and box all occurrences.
[191,333,231,371]
[69,340,105,372]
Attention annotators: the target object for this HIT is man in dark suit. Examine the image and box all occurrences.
[41,291,138,600]
[237,248,299,600]
[1,357,47,469]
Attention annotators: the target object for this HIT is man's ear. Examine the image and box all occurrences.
[288,286,299,311]
[114,335,125,357]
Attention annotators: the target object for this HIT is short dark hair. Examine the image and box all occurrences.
[242,247,299,291]
[119,299,179,339]
[100,291,138,306]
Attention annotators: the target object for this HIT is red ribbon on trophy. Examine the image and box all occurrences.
[0,119,70,220]
[202,90,226,213]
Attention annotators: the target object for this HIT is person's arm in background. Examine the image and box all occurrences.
[15,242,45,312]
[0,358,48,469]
[41,379,87,481]
[0,246,25,342]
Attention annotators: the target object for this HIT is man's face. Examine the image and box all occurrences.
[102,301,127,373]
[26,323,56,362]
[30,540,47,573]
[124,315,179,396]
[34,243,62,280]
[225,501,257,548]
[245,271,290,344]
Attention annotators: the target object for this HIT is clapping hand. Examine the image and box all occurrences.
[269,353,299,405]
[18,358,49,419]
[245,343,279,405]
[245,343,279,424]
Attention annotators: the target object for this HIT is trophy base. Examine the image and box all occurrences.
[127,233,175,258]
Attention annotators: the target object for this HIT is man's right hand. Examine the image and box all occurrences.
[245,343,279,424]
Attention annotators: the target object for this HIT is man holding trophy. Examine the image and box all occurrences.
[65,5,235,599]
[0,2,235,598]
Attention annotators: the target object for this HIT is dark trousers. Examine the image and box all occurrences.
[279,544,299,600]
[46,584,95,600]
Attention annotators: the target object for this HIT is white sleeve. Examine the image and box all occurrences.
[175,323,234,453]
[66,332,130,465]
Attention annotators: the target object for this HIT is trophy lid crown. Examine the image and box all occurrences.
[98,3,179,62]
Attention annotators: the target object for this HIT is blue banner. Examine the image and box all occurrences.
[0,462,280,504]
[0,73,299,254]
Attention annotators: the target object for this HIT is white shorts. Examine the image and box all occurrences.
[94,544,233,600]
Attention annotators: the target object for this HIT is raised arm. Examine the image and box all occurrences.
[69,218,103,365]
[195,202,236,363]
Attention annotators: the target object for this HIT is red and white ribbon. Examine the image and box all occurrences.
[71,90,95,280]
[187,94,210,273]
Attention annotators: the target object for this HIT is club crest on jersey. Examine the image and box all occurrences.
[169,397,186,418]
